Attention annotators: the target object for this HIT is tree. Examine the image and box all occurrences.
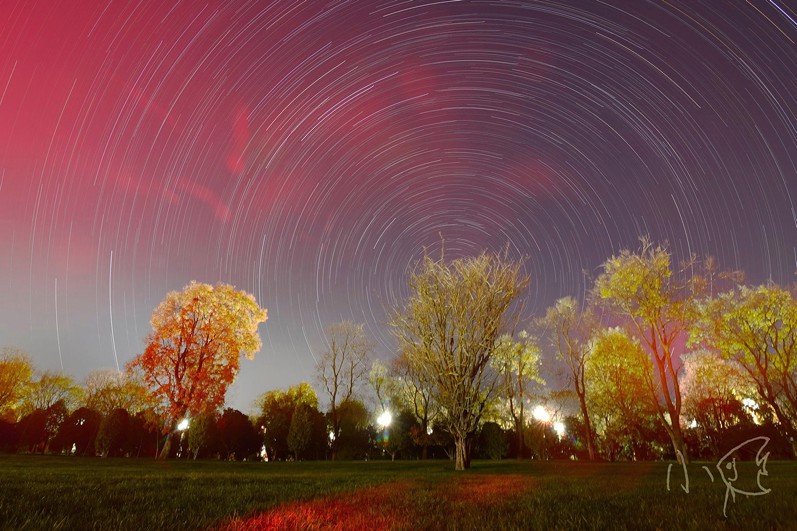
[257,383,318,461]
[391,350,439,459]
[128,409,164,458]
[478,421,508,460]
[95,408,131,458]
[369,359,390,412]
[586,327,661,461]
[680,349,754,458]
[316,321,372,459]
[694,284,797,456]
[594,238,697,463]
[51,407,102,455]
[287,403,315,460]
[0,348,34,420]
[217,408,260,460]
[83,369,149,415]
[127,282,267,458]
[17,408,48,453]
[0,418,18,452]
[188,412,221,459]
[391,250,528,470]
[380,408,415,461]
[543,297,598,461]
[493,331,543,459]
[334,398,372,460]
[20,372,82,417]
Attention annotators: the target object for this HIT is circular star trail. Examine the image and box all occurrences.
[1,0,795,409]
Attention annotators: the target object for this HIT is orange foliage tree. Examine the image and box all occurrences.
[127,282,267,458]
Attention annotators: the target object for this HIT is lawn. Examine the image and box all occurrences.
[1,455,794,530]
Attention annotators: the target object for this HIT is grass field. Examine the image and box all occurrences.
[1,455,795,530]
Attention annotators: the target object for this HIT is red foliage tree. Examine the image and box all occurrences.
[127,282,267,458]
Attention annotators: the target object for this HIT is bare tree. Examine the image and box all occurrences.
[391,250,528,470]
[493,331,543,459]
[316,321,372,460]
[543,297,597,461]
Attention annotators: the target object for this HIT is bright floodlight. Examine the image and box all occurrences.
[377,410,392,428]
[177,418,190,431]
[553,421,565,438]
[532,405,550,423]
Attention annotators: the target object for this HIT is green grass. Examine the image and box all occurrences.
[1,455,795,530]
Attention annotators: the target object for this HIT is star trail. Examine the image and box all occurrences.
[1,0,796,410]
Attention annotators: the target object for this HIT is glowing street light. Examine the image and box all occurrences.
[377,410,392,428]
[553,421,566,439]
[532,405,551,423]
[376,410,392,458]
[176,418,190,459]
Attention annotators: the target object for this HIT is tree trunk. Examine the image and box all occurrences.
[158,433,173,460]
[455,435,468,470]
[577,392,597,461]
[517,400,525,460]
[669,423,688,464]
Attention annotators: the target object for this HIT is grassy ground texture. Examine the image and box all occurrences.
[1,455,795,530]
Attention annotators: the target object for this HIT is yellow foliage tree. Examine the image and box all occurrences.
[595,238,698,463]
[391,250,528,471]
[0,347,34,421]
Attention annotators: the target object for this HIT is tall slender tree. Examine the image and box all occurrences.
[543,297,597,461]
[493,331,543,459]
[315,321,372,460]
[595,238,697,463]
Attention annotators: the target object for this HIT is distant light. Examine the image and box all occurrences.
[553,421,565,438]
[689,419,698,429]
[532,405,550,423]
[742,398,759,410]
[377,410,392,428]
[742,398,761,425]
[328,431,336,441]
[177,418,190,431]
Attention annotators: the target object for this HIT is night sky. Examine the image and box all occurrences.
[1,0,796,412]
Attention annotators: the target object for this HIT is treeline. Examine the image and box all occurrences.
[0,360,561,461]
[2,237,796,465]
